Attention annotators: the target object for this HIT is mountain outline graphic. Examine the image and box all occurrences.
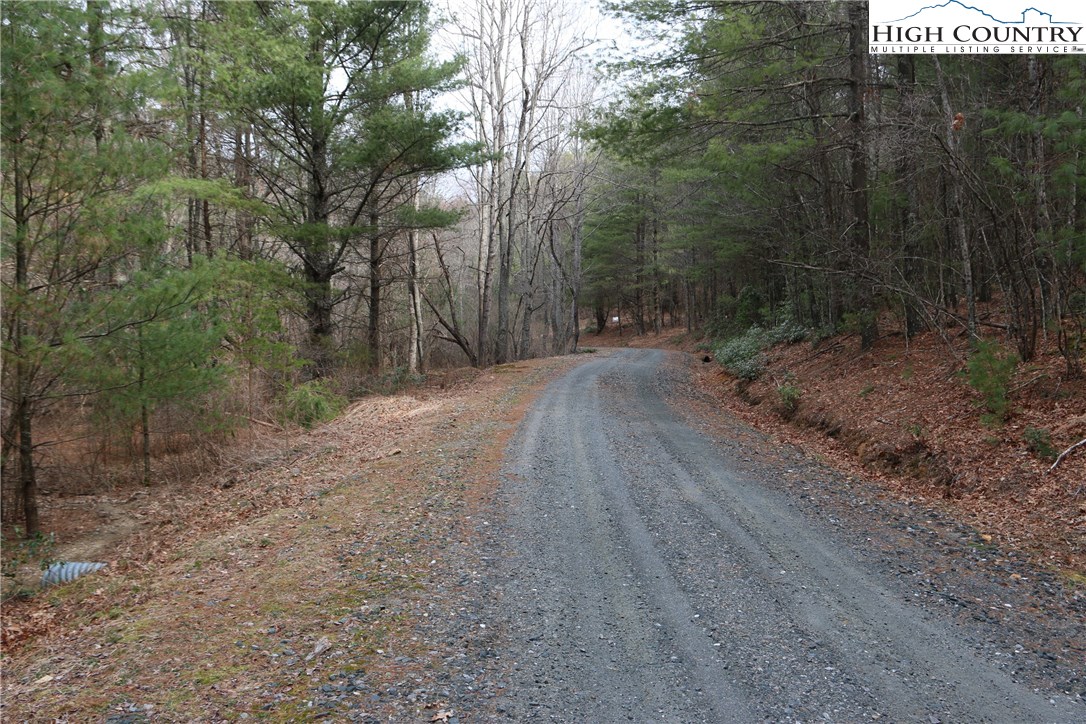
[884,0,1075,25]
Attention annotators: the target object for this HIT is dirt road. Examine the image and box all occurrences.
[483,349,1083,722]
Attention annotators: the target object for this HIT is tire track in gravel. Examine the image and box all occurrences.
[489,348,1082,722]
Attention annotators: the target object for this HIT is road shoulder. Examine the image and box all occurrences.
[1,352,600,722]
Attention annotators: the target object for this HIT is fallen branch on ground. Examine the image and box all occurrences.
[1047,437,1086,474]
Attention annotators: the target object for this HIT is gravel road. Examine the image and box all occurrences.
[478,348,1084,723]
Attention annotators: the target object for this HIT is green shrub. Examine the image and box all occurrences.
[711,319,810,381]
[1023,427,1057,461]
[280,380,346,429]
[766,319,808,345]
[713,326,770,380]
[966,340,1018,426]
[776,383,802,417]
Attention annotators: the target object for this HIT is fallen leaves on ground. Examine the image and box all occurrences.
[1,354,590,721]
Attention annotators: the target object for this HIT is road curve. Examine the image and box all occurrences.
[487,348,1082,723]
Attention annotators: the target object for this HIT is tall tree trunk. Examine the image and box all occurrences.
[934,56,977,343]
[200,109,212,256]
[12,150,39,536]
[1056,102,1083,376]
[652,227,661,334]
[90,0,118,288]
[138,328,151,486]
[368,205,382,374]
[896,55,924,338]
[635,210,646,335]
[477,182,496,367]
[179,0,198,267]
[494,78,514,365]
[1029,57,1053,344]
[301,58,336,376]
[802,38,838,327]
[551,259,560,356]
[197,0,213,257]
[89,0,106,151]
[407,189,423,375]
[651,172,662,335]
[848,2,876,350]
[519,285,533,358]
[304,268,334,378]
[570,196,585,352]
[496,213,513,362]
[234,125,253,258]
[401,87,424,373]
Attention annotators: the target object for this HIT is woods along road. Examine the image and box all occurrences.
[473,349,1084,722]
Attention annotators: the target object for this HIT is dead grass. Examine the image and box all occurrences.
[1,354,591,721]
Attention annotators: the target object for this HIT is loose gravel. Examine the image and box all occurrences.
[453,349,1086,722]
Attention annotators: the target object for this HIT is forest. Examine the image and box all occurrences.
[3,0,1084,540]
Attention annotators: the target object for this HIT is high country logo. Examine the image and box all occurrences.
[869,0,1086,54]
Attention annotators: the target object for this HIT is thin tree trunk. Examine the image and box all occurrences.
[179,0,198,267]
[477,188,496,367]
[234,125,253,258]
[635,194,646,335]
[848,2,876,350]
[1029,56,1052,344]
[896,55,924,338]
[197,0,212,256]
[200,111,212,256]
[368,205,382,374]
[138,328,150,486]
[89,0,106,151]
[547,263,558,354]
[407,191,423,375]
[518,285,533,358]
[428,231,479,366]
[934,56,977,343]
[17,397,37,536]
[571,195,584,352]
[12,139,39,536]
[651,174,662,335]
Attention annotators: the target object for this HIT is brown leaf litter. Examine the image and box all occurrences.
[1,353,592,721]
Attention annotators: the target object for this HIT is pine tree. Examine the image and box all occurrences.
[2,0,173,532]
[204,1,473,376]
